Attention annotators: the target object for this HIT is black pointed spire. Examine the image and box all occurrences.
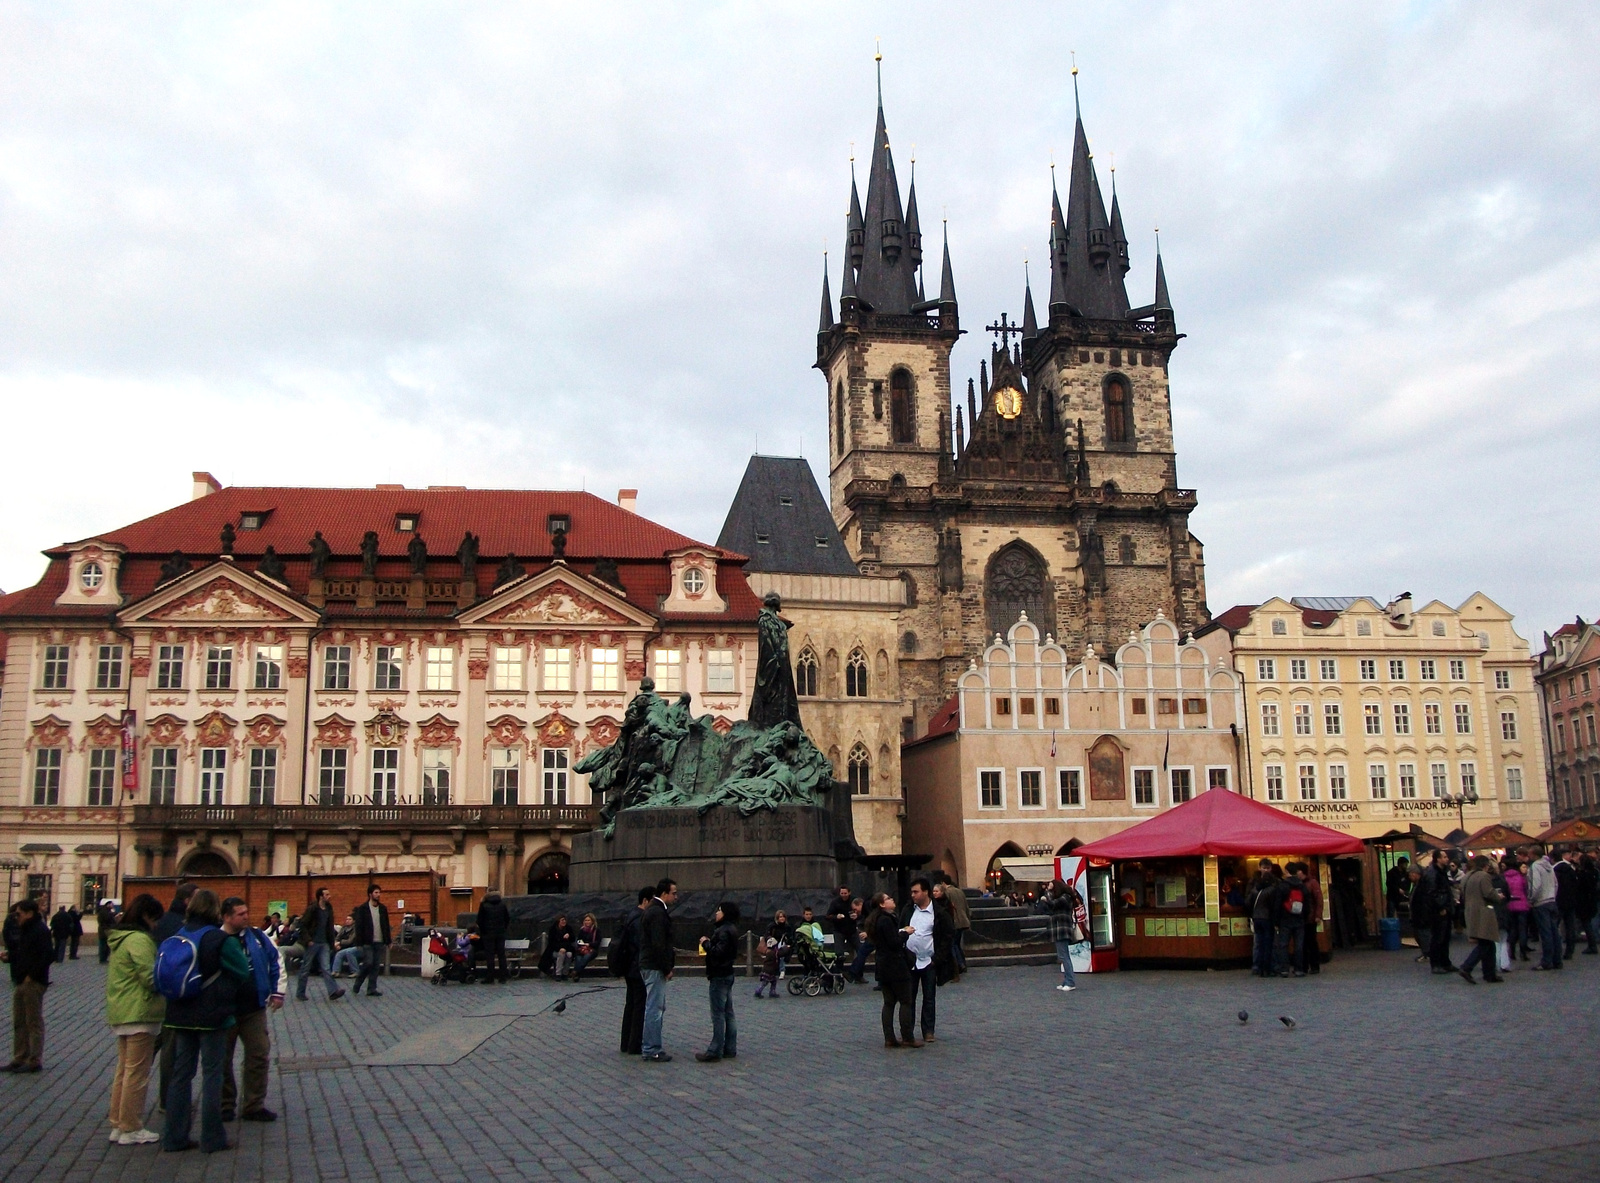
[855,61,919,314]
[818,254,834,333]
[1050,84,1132,322]
[905,160,923,272]
[1021,264,1038,339]
[1154,242,1172,320]
[979,357,988,397]
[966,376,978,434]
[846,157,864,273]
[1109,175,1130,278]
[938,222,956,307]
[954,403,965,457]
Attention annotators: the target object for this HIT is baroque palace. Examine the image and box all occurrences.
[0,479,761,911]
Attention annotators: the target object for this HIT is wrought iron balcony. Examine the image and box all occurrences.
[133,803,599,830]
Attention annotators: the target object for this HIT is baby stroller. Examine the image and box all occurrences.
[786,930,847,996]
[427,930,478,986]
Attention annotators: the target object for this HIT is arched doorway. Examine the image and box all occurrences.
[985,841,1026,894]
[526,850,570,895]
[178,850,233,877]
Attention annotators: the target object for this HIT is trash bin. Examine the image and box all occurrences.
[1379,917,1402,951]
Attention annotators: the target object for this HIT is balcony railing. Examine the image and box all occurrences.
[133,803,599,830]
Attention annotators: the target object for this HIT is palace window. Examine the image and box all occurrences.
[1058,768,1082,807]
[157,644,185,690]
[1424,703,1442,735]
[1393,703,1411,735]
[1368,764,1388,800]
[652,649,682,692]
[542,648,573,693]
[1265,764,1285,802]
[1208,768,1231,791]
[80,874,107,915]
[1398,763,1417,799]
[249,748,278,806]
[493,647,523,691]
[978,769,1003,809]
[254,644,284,690]
[42,644,70,690]
[1104,375,1132,444]
[1588,714,1598,747]
[1505,767,1524,801]
[322,645,351,691]
[421,750,450,806]
[1324,702,1342,735]
[1389,659,1405,681]
[1449,659,1466,681]
[848,745,871,796]
[890,369,915,444]
[1019,769,1043,808]
[795,648,819,697]
[199,748,227,805]
[1360,659,1377,681]
[1319,659,1338,681]
[995,697,1012,716]
[1045,697,1061,716]
[1328,764,1348,800]
[425,647,455,691]
[1170,768,1193,805]
[491,748,519,806]
[1293,703,1312,736]
[95,644,123,690]
[88,748,118,806]
[1258,659,1277,681]
[371,748,399,804]
[1500,711,1518,740]
[845,649,868,697]
[591,647,621,693]
[1298,764,1318,801]
[1134,768,1156,807]
[150,747,179,805]
[1429,762,1448,798]
[1132,698,1147,715]
[1554,720,1565,753]
[205,646,233,690]
[682,567,706,595]
[1495,669,1511,690]
[1420,659,1437,682]
[542,748,569,805]
[1454,703,1472,734]
[1260,703,1280,737]
[32,748,62,805]
[1290,659,1308,682]
[1460,763,1477,797]
[374,646,403,692]
[317,749,347,805]
[1364,703,1382,735]
[706,649,736,694]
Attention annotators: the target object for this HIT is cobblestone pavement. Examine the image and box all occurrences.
[2,944,1598,1182]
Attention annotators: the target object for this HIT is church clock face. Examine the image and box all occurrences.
[995,386,1023,419]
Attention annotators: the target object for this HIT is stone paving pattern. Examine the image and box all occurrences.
[2,944,1598,1182]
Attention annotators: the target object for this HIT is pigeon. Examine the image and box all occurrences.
[1278,1015,1295,1030]
[1237,1010,1249,1024]
[552,998,567,1015]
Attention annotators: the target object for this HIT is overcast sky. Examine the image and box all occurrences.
[2,2,1596,646]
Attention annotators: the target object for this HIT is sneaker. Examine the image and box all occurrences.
[118,1129,161,1145]
[922,1033,936,1043]
[1055,983,1070,991]
[109,1128,122,1142]
[1060,984,1078,992]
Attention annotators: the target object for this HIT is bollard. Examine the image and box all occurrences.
[746,929,756,977]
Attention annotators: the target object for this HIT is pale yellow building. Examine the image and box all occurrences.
[1197,594,1550,841]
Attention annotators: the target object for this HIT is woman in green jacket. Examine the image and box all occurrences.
[105,894,167,1145]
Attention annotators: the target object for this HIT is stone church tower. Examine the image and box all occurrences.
[817,77,1209,733]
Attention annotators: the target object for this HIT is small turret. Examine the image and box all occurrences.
[1021,267,1038,340]
[847,165,864,272]
[818,255,834,334]
[1154,246,1173,327]
[905,163,923,271]
[937,222,957,329]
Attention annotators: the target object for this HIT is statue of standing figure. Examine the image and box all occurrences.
[747,592,801,730]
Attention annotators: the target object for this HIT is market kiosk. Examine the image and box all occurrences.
[1074,788,1365,968]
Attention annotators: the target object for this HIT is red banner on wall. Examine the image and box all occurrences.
[120,709,139,791]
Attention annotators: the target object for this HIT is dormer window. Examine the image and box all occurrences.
[683,568,706,595]
[755,533,770,545]
[395,513,419,533]
[815,536,829,548]
[779,496,793,507]
[80,562,104,590]
[547,514,571,535]
[238,510,271,530]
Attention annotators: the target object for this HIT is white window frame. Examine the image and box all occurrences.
[33,748,63,805]
[1289,658,1308,682]
[1319,658,1338,681]
[95,644,124,690]
[1169,766,1194,806]
[1359,659,1377,681]
[1397,762,1417,799]
[87,747,118,806]
[1419,659,1437,682]
[1449,658,1466,681]
[1454,703,1472,735]
[1324,701,1342,735]
[1256,658,1276,682]
[1393,702,1411,735]
[199,747,227,806]
[323,645,351,691]
[1017,767,1044,810]
[371,747,399,804]
[248,747,278,805]
[1500,711,1518,740]
[1132,766,1157,808]
[424,646,455,692]
[421,749,451,805]
[1429,762,1448,798]
[1364,702,1382,735]
[205,645,233,691]
[374,645,403,692]
[1293,702,1313,736]
[1298,763,1318,801]
[1424,702,1442,735]
[977,768,1004,810]
[1494,669,1511,690]
[1328,763,1348,800]
[705,648,736,694]
[1260,702,1280,737]
[542,647,573,693]
[542,748,570,805]
[41,643,70,690]
[318,748,347,804]
[1264,764,1285,802]
[590,647,621,693]
[1057,767,1084,808]
[1459,762,1477,797]
[150,747,179,805]
[156,644,185,690]
[491,747,520,806]
[254,644,284,691]
[652,649,682,693]
[492,646,523,692]
[1368,763,1388,800]
[1505,767,1524,801]
[1389,659,1406,681]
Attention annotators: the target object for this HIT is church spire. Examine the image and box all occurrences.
[966,376,978,435]
[1049,74,1132,322]
[1109,169,1130,278]
[846,159,864,272]
[1154,236,1173,322]
[937,221,956,308]
[1021,262,1038,340]
[854,53,919,314]
[905,157,923,273]
[818,253,834,333]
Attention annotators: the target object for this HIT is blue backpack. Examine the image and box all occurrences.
[155,925,220,1001]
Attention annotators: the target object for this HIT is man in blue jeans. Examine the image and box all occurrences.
[294,888,345,1001]
[639,878,678,1062]
[1526,847,1563,971]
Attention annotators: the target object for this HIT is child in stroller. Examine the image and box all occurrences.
[786,926,847,996]
[428,928,478,986]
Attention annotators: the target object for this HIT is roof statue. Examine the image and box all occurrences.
[576,591,838,835]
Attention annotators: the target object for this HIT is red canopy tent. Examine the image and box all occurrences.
[1075,788,1365,859]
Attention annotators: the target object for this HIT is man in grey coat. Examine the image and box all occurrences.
[1456,855,1504,984]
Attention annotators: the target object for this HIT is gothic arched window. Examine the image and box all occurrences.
[834,380,846,455]
[795,647,819,697]
[890,369,915,444]
[985,543,1054,639]
[845,648,869,697]
[848,743,871,795]
[1104,375,1132,444]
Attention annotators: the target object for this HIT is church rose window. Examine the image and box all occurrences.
[985,544,1053,639]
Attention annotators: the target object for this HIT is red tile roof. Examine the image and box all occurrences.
[1199,603,1340,635]
[904,693,960,748]
[1,486,761,624]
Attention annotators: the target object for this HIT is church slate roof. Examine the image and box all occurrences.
[716,456,859,577]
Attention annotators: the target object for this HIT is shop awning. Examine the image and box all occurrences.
[994,857,1059,882]
[1074,788,1365,859]
[1535,817,1600,846]
[1459,824,1538,851]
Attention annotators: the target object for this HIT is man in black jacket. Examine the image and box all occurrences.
[49,907,71,964]
[1417,851,1457,973]
[1246,862,1281,976]
[154,883,197,944]
[618,887,652,1056]
[294,888,345,1002]
[3,900,52,1072]
[476,891,511,984]
[638,877,678,1062]
[67,906,83,959]
[350,883,392,998]
[826,886,857,958]
[695,902,741,1063]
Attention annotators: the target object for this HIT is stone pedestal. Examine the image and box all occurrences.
[568,804,838,893]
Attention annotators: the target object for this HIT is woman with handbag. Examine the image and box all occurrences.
[1036,879,1083,992]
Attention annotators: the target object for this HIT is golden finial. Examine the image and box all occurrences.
[875,37,882,63]
[910,142,915,165]
[849,140,854,164]
[1070,50,1078,77]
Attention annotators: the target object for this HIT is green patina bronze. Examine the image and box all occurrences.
[576,593,836,834]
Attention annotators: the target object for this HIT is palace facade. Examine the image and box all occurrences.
[1537,616,1600,822]
[0,479,760,911]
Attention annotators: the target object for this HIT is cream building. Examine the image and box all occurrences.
[902,613,1243,889]
[1197,594,1550,840]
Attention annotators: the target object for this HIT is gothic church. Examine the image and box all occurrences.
[816,77,1209,733]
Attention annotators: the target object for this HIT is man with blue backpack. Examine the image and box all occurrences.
[156,888,249,1154]
[219,897,282,1123]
